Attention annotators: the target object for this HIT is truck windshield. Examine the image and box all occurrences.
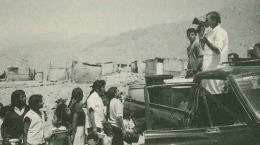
[233,72,260,119]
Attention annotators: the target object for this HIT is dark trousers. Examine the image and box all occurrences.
[111,126,124,145]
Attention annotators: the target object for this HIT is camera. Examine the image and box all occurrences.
[192,17,206,34]
[192,17,205,26]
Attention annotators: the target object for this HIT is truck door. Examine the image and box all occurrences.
[144,85,224,145]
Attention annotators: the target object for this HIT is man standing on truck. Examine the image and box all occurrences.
[186,28,204,78]
[200,11,228,94]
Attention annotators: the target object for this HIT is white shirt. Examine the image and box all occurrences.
[87,91,105,128]
[202,25,228,94]
[109,98,123,128]
[24,110,46,145]
[202,25,228,71]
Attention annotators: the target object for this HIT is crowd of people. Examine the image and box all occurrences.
[0,80,138,145]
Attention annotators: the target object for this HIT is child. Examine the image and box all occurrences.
[123,110,138,145]
[102,122,113,145]
[23,94,46,145]
[52,99,71,129]
[86,133,99,145]
[50,99,72,145]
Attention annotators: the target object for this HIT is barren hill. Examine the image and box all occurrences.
[82,0,260,63]
[0,0,259,71]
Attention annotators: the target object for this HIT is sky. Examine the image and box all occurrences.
[0,0,235,38]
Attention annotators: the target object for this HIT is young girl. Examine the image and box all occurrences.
[24,94,46,145]
[50,99,72,145]
[69,88,85,145]
[52,99,71,129]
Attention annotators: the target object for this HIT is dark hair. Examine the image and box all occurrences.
[56,103,67,119]
[88,80,106,97]
[55,103,70,127]
[207,11,221,24]
[106,87,118,119]
[11,90,25,107]
[71,87,83,102]
[87,133,99,142]
[186,28,197,37]
[28,94,43,111]
[92,80,106,90]
[106,87,117,100]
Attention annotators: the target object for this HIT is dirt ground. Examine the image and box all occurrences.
[0,72,145,144]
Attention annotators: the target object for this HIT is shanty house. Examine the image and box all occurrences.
[47,62,69,82]
[101,62,115,75]
[7,66,35,81]
[71,61,102,84]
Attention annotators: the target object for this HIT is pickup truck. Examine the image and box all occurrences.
[124,78,194,134]
[144,59,260,145]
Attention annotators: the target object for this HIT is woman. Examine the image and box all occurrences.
[107,87,126,145]
[69,88,85,145]
[24,94,46,145]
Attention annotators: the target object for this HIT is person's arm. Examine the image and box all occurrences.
[1,115,11,144]
[117,116,126,135]
[115,100,126,135]
[195,42,204,72]
[202,37,220,54]
[89,108,97,133]
[87,96,98,133]
[71,112,79,143]
[23,117,31,145]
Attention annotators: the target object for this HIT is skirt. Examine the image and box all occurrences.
[73,126,85,145]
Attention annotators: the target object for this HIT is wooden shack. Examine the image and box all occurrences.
[71,61,102,84]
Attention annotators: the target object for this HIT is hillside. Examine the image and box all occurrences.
[81,0,260,63]
[0,0,259,71]
[0,33,104,71]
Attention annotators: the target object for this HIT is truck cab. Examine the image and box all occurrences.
[144,58,260,145]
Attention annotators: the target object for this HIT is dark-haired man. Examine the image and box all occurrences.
[200,11,228,94]
[86,80,106,135]
[1,90,29,145]
[186,28,203,78]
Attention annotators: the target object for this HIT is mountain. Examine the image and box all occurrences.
[0,0,259,72]
[0,33,104,71]
[81,0,260,63]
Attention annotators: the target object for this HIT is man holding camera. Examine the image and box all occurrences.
[200,11,228,94]
[200,11,228,71]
